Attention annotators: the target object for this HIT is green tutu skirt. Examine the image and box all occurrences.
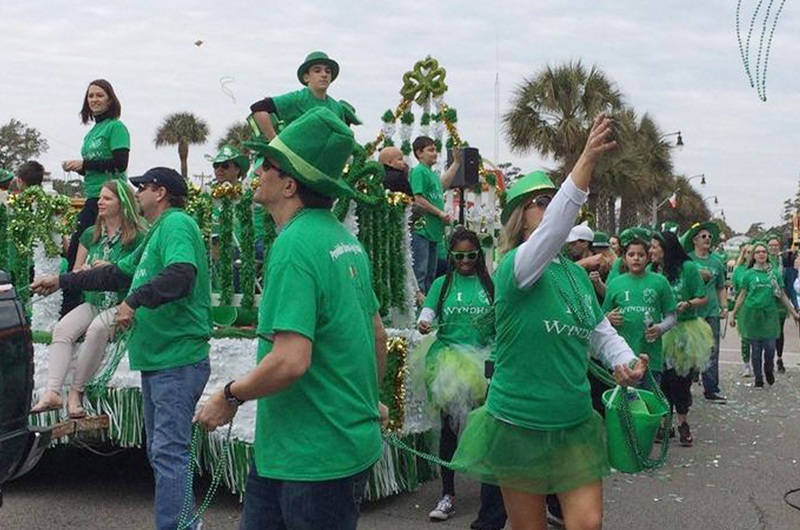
[662,318,714,376]
[450,407,609,494]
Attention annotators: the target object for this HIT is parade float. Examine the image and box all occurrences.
[13,56,503,501]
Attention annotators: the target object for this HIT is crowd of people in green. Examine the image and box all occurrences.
[1,50,796,530]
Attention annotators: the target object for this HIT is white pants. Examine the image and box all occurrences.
[47,302,117,392]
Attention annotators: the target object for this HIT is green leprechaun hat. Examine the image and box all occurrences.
[297,51,340,85]
[0,169,13,185]
[619,226,653,248]
[681,221,720,253]
[244,107,355,198]
[206,144,250,175]
[501,170,557,225]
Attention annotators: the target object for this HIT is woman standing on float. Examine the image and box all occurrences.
[452,114,647,530]
[61,79,130,316]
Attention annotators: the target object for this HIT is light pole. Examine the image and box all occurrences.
[703,195,719,206]
[660,131,684,147]
[652,173,706,226]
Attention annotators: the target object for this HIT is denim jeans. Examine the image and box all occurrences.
[750,338,776,385]
[702,316,722,396]
[238,466,370,530]
[411,232,438,293]
[141,357,210,530]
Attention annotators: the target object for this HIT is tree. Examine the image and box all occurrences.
[154,112,209,178]
[745,222,765,239]
[658,175,712,232]
[503,61,623,219]
[216,121,253,155]
[497,162,522,187]
[0,119,49,170]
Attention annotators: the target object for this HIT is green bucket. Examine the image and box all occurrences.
[602,386,668,473]
[211,306,238,327]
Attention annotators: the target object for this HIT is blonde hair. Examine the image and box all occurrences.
[92,180,145,247]
[735,244,752,267]
[499,204,528,257]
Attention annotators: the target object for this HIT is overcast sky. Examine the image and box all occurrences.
[2,0,799,233]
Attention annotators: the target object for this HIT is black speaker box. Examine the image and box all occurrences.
[447,147,480,188]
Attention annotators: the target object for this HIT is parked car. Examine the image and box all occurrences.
[0,270,51,506]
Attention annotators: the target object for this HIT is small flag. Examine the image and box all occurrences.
[668,192,678,209]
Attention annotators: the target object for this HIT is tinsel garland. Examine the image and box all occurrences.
[235,190,256,309]
[262,212,277,260]
[0,204,7,272]
[217,196,235,305]
[186,185,213,264]
[380,337,409,432]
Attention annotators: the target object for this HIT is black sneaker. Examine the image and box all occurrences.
[704,393,727,403]
[678,422,693,447]
[754,380,764,388]
[777,358,786,373]
[766,369,775,385]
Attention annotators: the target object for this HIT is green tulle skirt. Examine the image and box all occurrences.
[662,318,714,376]
[450,407,609,494]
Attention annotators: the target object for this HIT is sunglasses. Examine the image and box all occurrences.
[213,161,232,170]
[525,195,553,210]
[695,233,712,240]
[451,250,479,261]
[260,159,286,175]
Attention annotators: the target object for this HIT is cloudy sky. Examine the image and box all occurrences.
[2,0,799,232]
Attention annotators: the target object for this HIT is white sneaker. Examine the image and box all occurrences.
[429,494,455,520]
[742,363,753,377]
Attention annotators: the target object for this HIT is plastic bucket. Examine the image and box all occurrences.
[602,386,668,473]
[211,306,238,327]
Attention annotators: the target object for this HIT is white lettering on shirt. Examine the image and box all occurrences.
[329,243,364,261]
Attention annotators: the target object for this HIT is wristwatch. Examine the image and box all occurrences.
[224,380,245,407]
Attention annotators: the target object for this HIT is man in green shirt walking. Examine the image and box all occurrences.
[410,136,460,295]
[685,221,728,402]
[33,167,211,530]
[195,107,388,530]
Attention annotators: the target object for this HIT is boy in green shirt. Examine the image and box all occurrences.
[410,136,460,294]
[195,108,387,530]
[249,51,356,139]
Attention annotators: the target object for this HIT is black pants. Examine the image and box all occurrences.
[61,198,98,317]
[588,369,612,417]
[777,315,786,358]
[440,413,458,496]
[661,368,694,415]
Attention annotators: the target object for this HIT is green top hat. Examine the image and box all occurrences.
[339,100,362,126]
[297,51,340,85]
[0,169,13,185]
[501,170,557,225]
[592,231,610,248]
[206,144,250,175]
[619,227,652,248]
[681,221,720,253]
[244,107,355,199]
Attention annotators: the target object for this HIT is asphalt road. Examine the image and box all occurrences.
[3,321,800,529]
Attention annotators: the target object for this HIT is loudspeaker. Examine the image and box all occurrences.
[447,147,480,188]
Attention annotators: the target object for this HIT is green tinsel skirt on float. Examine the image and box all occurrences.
[449,407,609,494]
[662,317,714,376]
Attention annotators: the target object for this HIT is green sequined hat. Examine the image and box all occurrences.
[619,227,653,248]
[244,107,355,199]
[297,51,340,85]
[206,144,250,175]
[500,170,557,225]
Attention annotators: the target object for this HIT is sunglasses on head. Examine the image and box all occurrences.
[451,250,479,261]
[525,195,553,210]
[213,161,233,170]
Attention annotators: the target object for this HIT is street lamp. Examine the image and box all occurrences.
[711,209,725,220]
[686,173,706,185]
[660,131,684,147]
[704,195,719,205]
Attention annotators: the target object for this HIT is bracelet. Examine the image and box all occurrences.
[224,380,245,407]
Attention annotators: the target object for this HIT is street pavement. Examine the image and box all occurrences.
[3,321,800,529]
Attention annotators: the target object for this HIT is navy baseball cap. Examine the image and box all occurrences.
[129,167,188,197]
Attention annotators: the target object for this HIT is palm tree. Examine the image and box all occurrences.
[154,112,209,177]
[659,176,711,230]
[216,121,253,154]
[503,61,623,217]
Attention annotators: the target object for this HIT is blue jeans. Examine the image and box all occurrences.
[141,357,210,530]
[238,466,370,530]
[750,338,776,385]
[702,316,722,396]
[411,232,438,293]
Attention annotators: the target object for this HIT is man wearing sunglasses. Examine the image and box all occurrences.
[685,221,727,402]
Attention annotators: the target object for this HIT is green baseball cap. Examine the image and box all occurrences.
[297,51,340,85]
[500,170,557,225]
[244,107,355,199]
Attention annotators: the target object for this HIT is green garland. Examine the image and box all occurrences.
[186,186,213,265]
[235,190,256,309]
[217,196,235,305]
[0,204,7,273]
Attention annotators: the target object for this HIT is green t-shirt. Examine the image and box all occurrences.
[732,264,749,293]
[658,261,705,322]
[770,257,788,318]
[271,87,345,130]
[487,251,604,430]
[423,273,492,348]
[740,267,781,339]
[81,118,130,199]
[603,271,676,372]
[117,209,211,371]
[79,227,144,308]
[410,163,445,243]
[254,209,382,481]
[606,257,623,284]
[689,252,726,318]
